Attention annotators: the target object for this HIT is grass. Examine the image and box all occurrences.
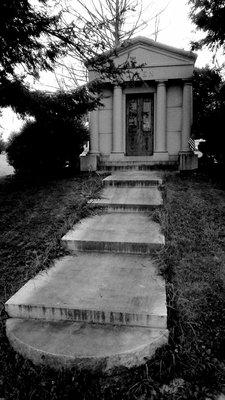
[0,171,104,399]
[0,172,103,306]
[156,170,225,399]
[1,169,225,399]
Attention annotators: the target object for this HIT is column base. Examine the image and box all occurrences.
[153,152,169,161]
[179,151,198,171]
[80,153,99,171]
[109,153,125,161]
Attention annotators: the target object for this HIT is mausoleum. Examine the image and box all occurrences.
[80,36,198,171]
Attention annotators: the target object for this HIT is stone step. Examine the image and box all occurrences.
[89,204,159,213]
[5,254,167,328]
[6,318,168,373]
[98,161,177,172]
[62,213,165,254]
[103,171,163,187]
[5,169,168,372]
[88,187,163,212]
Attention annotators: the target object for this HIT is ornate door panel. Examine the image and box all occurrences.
[126,94,154,156]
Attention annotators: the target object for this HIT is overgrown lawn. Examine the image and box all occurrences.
[157,171,225,399]
[1,170,225,399]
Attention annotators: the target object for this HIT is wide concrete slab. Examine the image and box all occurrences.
[103,171,163,187]
[6,254,167,328]
[6,319,168,373]
[88,187,163,212]
[62,213,165,254]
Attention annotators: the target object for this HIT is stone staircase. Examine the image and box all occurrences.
[88,172,163,213]
[98,160,178,172]
[5,171,168,373]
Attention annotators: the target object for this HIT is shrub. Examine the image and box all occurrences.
[6,118,88,174]
[192,67,225,167]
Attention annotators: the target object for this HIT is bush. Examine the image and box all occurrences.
[192,67,225,167]
[6,118,88,174]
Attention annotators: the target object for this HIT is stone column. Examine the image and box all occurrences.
[89,110,99,154]
[112,85,123,154]
[181,81,192,152]
[155,81,167,153]
[179,80,198,171]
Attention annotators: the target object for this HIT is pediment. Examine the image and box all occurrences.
[114,37,197,68]
[88,36,197,82]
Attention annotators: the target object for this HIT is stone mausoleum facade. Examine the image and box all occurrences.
[80,37,198,171]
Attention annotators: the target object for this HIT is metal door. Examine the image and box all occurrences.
[126,94,154,156]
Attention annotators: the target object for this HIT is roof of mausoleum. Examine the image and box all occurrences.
[114,36,197,61]
[87,36,197,83]
[87,36,197,65]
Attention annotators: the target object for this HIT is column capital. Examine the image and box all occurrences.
[113,83,122,90]
[156,80,168,85]
[182,79,192,85]
[112,78,123,87]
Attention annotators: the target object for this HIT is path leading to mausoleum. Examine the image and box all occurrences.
[5,171,168,373]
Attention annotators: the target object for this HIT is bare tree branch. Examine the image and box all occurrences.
[49,0,167,88]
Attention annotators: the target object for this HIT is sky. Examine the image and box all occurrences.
[1,0,222,141]
[141,0,219,68]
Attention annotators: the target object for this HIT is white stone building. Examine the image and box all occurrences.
[80,37,198,171]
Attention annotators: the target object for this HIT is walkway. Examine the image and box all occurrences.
[5,171,168,373]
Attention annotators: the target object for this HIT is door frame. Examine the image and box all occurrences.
[125,92,155,156]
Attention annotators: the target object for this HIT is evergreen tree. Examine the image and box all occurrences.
[192,67,225,164]
[0,0,67,83]
[189,0,225,53]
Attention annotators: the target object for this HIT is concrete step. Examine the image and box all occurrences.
[103,171,163,187]
[89,204,158,213]
[88,187,163,212]
[62,213,165,254]
[5,254,167,328]
[6,318,168,373]
[5,169,168,372]
[98,161,177,172]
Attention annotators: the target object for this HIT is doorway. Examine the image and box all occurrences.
[126,94,154,156]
